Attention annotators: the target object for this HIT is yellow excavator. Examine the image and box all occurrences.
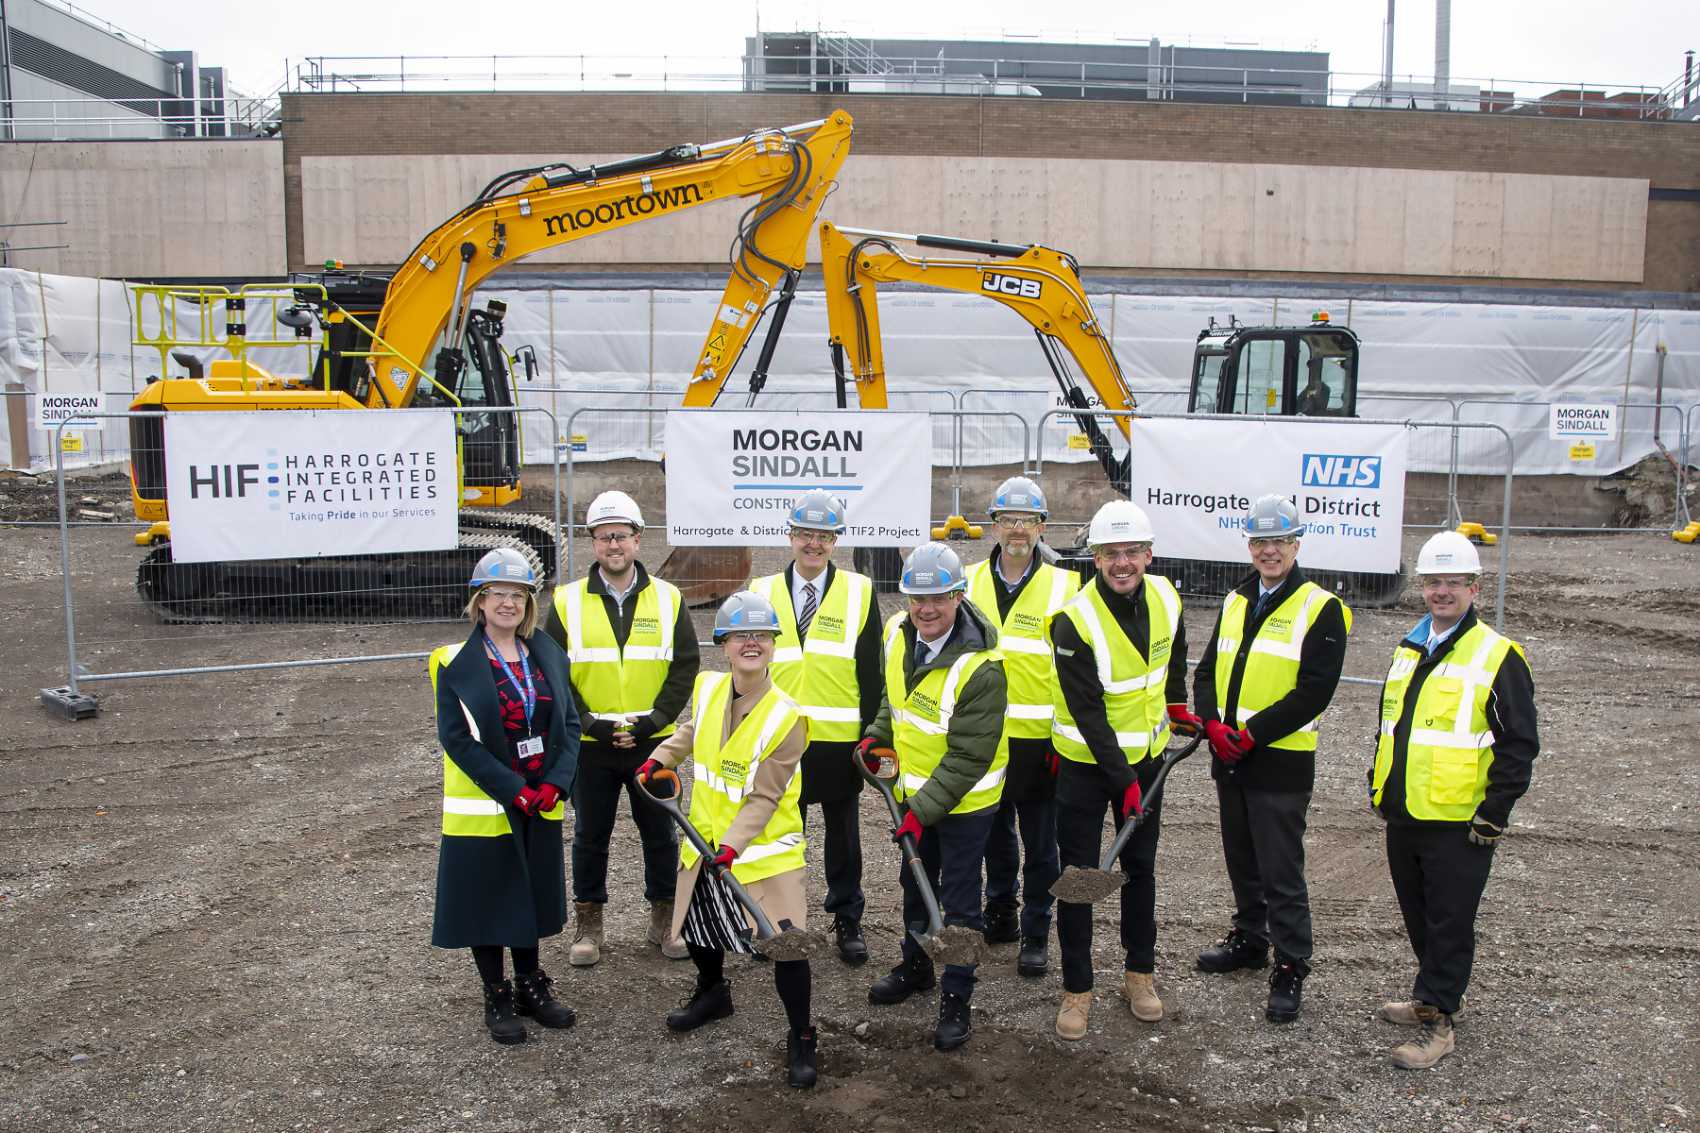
[126,110,853,618]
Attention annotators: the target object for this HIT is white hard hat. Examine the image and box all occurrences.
[1416,531,1482,575]
[586,489,643,531]
[1086,500,1155,548]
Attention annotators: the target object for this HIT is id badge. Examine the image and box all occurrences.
[516,735,544,759]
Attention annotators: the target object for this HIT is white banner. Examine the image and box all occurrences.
[1547,402,1618,441]
[35,392,104,431]
[164,410,459,564]
[1128,418,1408,573]
[663,410,931,546]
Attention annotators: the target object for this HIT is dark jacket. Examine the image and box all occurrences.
[866,598,1009,826]
[431,625,580,949]
[1051,574,1189,807]
[538,561,699,766]
[1373,607,1540,828]
[1193,566,1350,793]
[785,561,885,804]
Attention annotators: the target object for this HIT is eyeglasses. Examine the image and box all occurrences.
[994,515,1042,530]
[1420,576,1475,591]
[1248,536,1298,549]
[1093,546,1150,565]
[593,531,635,546]
[723,631,773,644]
[907,592,961,607]
[484,588,528,606]
[790,530,837,545]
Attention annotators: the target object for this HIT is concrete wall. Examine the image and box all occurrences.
[0,141,284,277]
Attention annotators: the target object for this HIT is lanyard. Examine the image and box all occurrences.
[485,633,536,733]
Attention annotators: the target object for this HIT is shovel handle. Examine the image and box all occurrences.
[1096,731,1205,872]
[854,746,946,943]
[633,765,779,942]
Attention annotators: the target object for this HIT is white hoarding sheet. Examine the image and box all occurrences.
[1129,419,1408,573]
[1547,403,1617,441]
[34,392,104,431]
[164,411,459,564]
[664,411,931,547]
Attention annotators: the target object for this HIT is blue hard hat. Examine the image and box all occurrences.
[469,547,538,589]
[714,590,782,642]
[1245,494,1306,539]
[987,475,1049,519]
[900,542,967,595]
[787,490,848,534]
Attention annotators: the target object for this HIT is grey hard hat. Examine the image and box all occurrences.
[787,490,848,534]
[987,475,1049,518]
[469,547,538,589]
[1245,494,1306,539]
[899,542,968,595]
[713,589,782,642]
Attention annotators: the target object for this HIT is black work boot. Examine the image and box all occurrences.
[665,978,734,1032]
[833,915,868,966]
[1017,935,1049,978]
[1196,927,1269,974]
[1266,958,1306,1024]
[481,980,527,1046]
[934,990,972,1051]
[787,1026,819,1089]
[868,952,936,1005]
[513,969,576,1029]
[982,902,1020,945]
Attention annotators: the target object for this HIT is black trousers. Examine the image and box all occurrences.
[1215,778,1313,968]
[1055,759,1164,993]
[1385,821,1495,1016]
[899,807,996,1001]
[571,750,679,905]
[802,796,865,922]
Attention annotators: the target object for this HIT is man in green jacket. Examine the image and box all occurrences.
[857,543,1008,1052]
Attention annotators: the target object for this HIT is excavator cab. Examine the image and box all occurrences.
[1189,314,1359,418]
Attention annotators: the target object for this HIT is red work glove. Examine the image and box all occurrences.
[1045,749,1060,776]
[892,809,924,846]
[1167,703,1203,736]
[1225,726,1255,758]
[1120,779,1144,819]
[710,844,737,871]
[854,736,880,774]
[1205,720,1245,765]
[536,783,561,812]
[635,758,663,786]
[513,785,545,816]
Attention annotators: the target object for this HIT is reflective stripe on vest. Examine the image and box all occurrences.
[1371,623,1522,821]
[882,612,1009,815]
[965,558,1080,740]
[555,576,680,736]
[750,569,871,742]
[678,672,807,884]
[428,642,563,837]
[1214,581,1353,752]
[1051,576,1179,766]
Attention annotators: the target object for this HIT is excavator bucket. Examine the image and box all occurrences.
[657,547,752,607]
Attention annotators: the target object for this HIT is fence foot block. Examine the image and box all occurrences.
[1674,522,1700,545]
[40,686,99,720]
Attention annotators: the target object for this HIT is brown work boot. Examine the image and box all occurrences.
[1379,995,1466,1025]
[569,902,603,968]
[1056,991,1092,1041]
[1389,1005,1455,1069]
[648,900,688,960]
[1122,971,1163,1022]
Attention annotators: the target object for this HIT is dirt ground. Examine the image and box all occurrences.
[1,508,1697,1133]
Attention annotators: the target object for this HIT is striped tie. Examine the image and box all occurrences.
[798,581,818,639]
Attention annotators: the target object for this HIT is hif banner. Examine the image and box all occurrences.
[664,410,932,546]
[163,410,459,563]
[1126,417,1408,573]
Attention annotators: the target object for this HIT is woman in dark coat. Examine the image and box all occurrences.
[431,547,580,1045]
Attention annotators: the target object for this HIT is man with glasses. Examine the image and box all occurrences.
[1369,531,1538,1070]
[963,477,1079,978]
[1050,500,1192,1041]
[749,490,883,965]
[1192,494,1350,1025]
[541,489,699,966]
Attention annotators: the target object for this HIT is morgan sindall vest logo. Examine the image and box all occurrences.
[1301,454,1382,488]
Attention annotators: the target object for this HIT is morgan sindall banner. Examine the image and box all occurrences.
[1127,418,1408,573]
[163,410,459,564]
[664,410,931,547]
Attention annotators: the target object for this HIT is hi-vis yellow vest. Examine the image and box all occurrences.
[678,672,807,884]
[1371,621,1523,821]
[1051,576,1180,767]
[749,568,872,743]
[429,642,566,837]
[965,558,1079,741]
[883,612,1009,816]
[554,576,680,736]
[1213,581,1353,752]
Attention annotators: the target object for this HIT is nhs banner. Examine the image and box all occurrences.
[664,410,931,547]
[163,410,459,564]
[1128,418,1408,573]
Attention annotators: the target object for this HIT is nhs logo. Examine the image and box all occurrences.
[1302,453,1381,488]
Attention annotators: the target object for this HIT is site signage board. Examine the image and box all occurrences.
[35,392,104,432]
[1548,403,1617,442]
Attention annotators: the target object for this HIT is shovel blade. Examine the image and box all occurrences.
[1049,865,1128,904]
[932,925,986,966]
[754,928,828,962]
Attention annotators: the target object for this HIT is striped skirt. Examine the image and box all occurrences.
[680,867,755,954]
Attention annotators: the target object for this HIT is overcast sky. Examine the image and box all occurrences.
[82,0,1696,99]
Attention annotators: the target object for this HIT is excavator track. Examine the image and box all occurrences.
[455,509,563,582]
[136,526,547,624]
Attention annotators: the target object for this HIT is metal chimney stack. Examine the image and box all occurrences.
[1434,0,1452,109]
[1381,0,1396,107]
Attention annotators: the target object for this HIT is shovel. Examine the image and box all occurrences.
[634,767,822,961]
[1049,731,1206,904]
[853,746,984,966]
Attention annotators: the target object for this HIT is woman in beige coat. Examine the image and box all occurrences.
[637,590,816,1088]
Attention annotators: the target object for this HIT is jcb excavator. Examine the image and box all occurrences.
[1188,312,1360,418]
[127,110,853,618]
